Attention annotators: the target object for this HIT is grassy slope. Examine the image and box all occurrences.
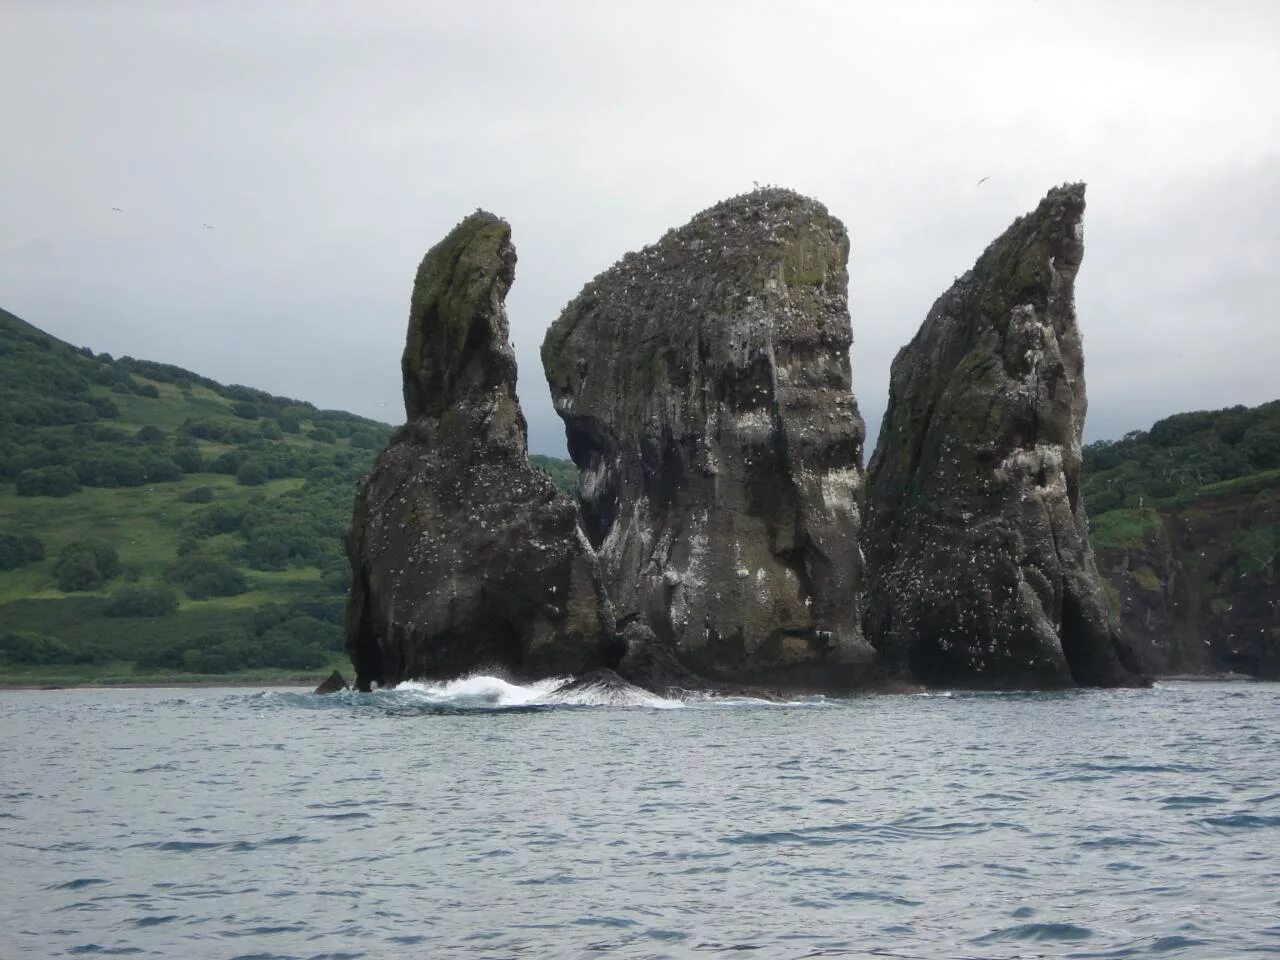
[1084,400,1280,550]
[0,309,378,683]
[0,306,580,685]
[0,474,305,602]
[1080,396,1280,519]
[1085,402,1279,670]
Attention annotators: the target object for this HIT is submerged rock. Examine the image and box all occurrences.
[313,670,348,695]
[864,183,1145,689]
[344,212,615,691]
[614,622,705,695]
[543,668,668,706]
[542,189,874,688]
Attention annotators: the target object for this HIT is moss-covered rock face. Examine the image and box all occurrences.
[402,211,519,422]
[346,213,615,691]
[864,183,1146,689]
[541,189,876,689]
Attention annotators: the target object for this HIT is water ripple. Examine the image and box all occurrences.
[2,679,1278,958]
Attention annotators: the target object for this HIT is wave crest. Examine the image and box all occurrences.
[363,674,683,710]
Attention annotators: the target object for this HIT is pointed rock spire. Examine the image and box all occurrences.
[864,183,1145,688]
[345,212,615,690]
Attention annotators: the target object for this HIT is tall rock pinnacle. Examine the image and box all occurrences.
[344,212,615,690]
[864,184,1145,688]
[400,211,518,421]
[542,189,875,689]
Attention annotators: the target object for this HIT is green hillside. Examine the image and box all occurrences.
[0,307,400,684]
[530,454,577,494]
[1083,400,1280,549]
[1083,401,1279,677]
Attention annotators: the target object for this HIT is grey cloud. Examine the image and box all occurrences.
[1,1,1277,458]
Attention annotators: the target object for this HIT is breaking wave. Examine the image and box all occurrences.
[258,673,687,713]
[397,674,683,709]
[395,675,573,707]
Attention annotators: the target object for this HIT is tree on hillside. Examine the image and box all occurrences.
[179,486,214,504]
[104,583,179,617]
[54,539,121,592]
[15,464,80,497]
[236,460,269,486]
[171,445,204,473]
[0,533,44,570]
[165,554,248,599]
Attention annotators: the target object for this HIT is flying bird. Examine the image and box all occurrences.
[976,176,990,186]
[202,223,213,230]
[111,207,122,213]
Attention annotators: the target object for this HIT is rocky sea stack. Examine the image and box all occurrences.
[542,189,874,689]
[344,212,615,691]
[864,184,1145,689]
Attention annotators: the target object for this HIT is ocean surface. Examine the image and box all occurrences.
[3,679,1279,959]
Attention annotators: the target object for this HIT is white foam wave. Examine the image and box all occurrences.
[390,675,567,707]
[377,675,682,710]
[311,674,839,711]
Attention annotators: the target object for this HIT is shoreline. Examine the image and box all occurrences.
[0,679,317,691]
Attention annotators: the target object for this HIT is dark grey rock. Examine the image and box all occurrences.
[344,212,616,691]
[1097,488,1279,679]
[543,668,658,704]
[313,670,348,695]
[542,189,874,689]
[615,622,704,695]
[864,183,1146,689]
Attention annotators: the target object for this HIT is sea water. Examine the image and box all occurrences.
[2,679,1279,959]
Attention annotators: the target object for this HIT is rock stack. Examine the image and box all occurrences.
[344,212,615,691]
[344,186,1146,694]
[863,184,1145,688]
[542,190,875,688]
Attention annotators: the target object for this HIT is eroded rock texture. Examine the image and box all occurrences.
[1097,487,1280,679]
[345,212,615,690]
[542,189,874,689]
[864,183,1145,689]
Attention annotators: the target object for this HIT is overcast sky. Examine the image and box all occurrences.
[2,1,1277,457]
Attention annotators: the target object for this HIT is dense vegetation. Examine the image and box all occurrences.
[1084,400,1280,550]
[530,453,577,495]
[0,306,393,683]
[0,306,584,684]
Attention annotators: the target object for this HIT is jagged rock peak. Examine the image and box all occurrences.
[401,210,519,422]
[542,187,875,690]
[345,213,616,691]
[864,182,1145,690]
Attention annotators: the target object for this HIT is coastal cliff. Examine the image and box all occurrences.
[344,212,615,690]
[1094,478,1279,678]
[864,184,1145,689]
[542,189,875,689]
